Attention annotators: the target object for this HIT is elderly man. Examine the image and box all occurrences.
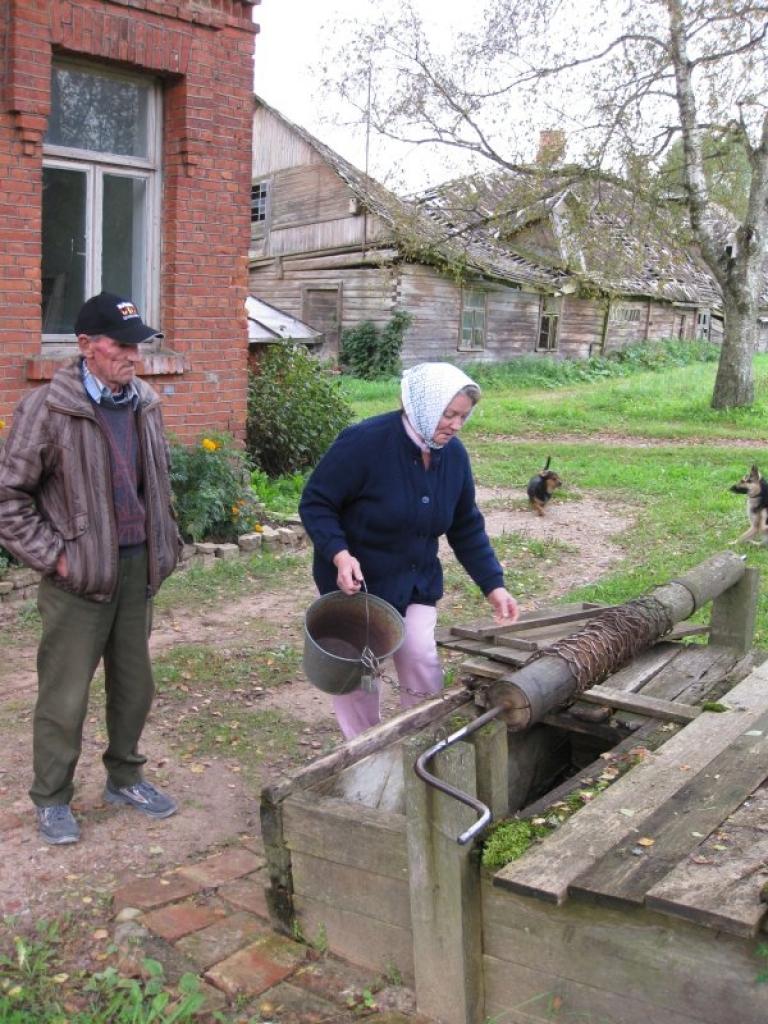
[0,292,182,844]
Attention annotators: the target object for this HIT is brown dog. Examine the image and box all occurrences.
[527,456,562,516]
[729,464,768,544]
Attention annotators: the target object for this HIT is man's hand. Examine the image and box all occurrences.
[332,550,363,594]
[55,551,69,578]
[486,587,519,624]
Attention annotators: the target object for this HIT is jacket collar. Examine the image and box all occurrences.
[45,360,158,416]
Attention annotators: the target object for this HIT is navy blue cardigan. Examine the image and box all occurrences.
[299,411,505,614]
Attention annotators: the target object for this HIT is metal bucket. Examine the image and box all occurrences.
[303,590,406,695]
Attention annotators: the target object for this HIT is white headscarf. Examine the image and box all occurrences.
[401,362,480,450]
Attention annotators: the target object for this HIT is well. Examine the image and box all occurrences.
[261,555,768,1024]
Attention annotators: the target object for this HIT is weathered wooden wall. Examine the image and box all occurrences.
[249,256,398,358]
[559,296,606,357]
[482,882,768,1024]
[282,793,414,980]
[397,264,543,365]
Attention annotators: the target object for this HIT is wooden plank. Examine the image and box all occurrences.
[569,708,768,915]
[646,825,768,937]
[449,604,612,640]
[540,709,629,744]
[482,882,768,1024]
[641,644,736,702]
[484,954,699,1024]
[492,635,539,652]
[457,658,506,680]
[293,893,413,981]
[493,663,768,904]
[602,644,682,693]
[261,687,472,803]
[477,645,532,666]
[282,793,408,880]
[291,850,411,929]
[666,624,710,640]
[578,685,701,723]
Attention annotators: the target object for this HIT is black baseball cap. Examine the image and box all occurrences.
[74,292,164,345]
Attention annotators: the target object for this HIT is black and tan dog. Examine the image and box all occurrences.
[527,456,562,516]
[729,464,768,544]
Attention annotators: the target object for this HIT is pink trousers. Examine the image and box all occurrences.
[331,603,443,740]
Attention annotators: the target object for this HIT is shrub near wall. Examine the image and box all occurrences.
[246,346,353,477]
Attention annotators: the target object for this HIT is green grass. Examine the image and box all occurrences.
[0,919,207,1024]
[341,351,768,440]
[174,705,327,784]
[153,642,302,698]
[154,549,308,614]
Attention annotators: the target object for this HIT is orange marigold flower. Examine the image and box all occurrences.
[201,438,218,452]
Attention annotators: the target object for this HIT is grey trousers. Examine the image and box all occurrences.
[30,549,154,806]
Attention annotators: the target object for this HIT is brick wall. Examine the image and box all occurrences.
[0,0,257,442]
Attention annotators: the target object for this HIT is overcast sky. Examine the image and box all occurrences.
[251,0,481,193]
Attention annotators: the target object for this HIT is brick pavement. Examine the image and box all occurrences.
[110,842,434,1023]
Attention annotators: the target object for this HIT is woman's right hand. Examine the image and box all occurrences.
[333,550,363,594]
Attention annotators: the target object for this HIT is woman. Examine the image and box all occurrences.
[299,362,519,739]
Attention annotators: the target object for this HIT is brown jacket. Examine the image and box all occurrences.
[0,361,181,601]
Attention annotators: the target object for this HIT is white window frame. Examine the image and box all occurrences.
[251,179,270,224]
[42,60,162,347]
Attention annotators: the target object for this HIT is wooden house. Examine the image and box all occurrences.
[250,98,724,365]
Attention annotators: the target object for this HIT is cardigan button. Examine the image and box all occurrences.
[421,496,430,504]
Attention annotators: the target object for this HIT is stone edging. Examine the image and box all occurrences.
[0,521,307,607]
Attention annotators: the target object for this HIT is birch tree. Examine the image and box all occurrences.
[322,0,768,408]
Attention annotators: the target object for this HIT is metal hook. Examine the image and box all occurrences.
[413,704,503,845]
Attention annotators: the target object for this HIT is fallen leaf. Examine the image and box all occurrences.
[92,929,109,940]
[619,808,635,817]
[637,837,655,847]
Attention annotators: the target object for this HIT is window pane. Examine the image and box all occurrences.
[42,167,87,335]
[47,65,150,157]
[102,175,147,311]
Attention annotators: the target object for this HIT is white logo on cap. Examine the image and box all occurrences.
[117,302,139,321]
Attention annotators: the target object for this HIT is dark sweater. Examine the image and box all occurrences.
[93,402,146,547]
[299,411,504,614]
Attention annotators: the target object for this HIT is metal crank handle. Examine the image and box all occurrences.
[413,705,503,845]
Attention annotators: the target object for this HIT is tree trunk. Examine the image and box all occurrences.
[711,282,757,410]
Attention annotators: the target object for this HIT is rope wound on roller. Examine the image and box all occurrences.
[524,596,674,695]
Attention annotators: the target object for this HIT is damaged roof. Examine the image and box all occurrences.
[418,171,724,307]
[254,98,729,307]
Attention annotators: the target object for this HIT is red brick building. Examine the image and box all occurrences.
[0,0,258,441]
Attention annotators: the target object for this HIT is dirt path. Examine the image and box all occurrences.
[0,488,633,923]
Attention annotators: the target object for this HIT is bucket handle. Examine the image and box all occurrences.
[358,576,382,693]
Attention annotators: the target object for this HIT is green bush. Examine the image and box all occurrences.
[467,337,720,390]
[246,345,353,476]
[169,433,260,544]
[340,310,412,379]
[250,468,306,517]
